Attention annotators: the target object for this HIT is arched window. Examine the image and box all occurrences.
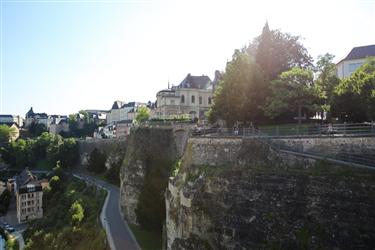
[181,95,185,103]
[208,97,212,104]
[191,95,195,103]
[199,96,202,105]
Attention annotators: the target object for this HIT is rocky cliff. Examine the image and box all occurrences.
[120,127,179,226]
[166,137,375,249]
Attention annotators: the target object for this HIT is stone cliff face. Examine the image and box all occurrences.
[166,138,375,249]
[120,127,178,225]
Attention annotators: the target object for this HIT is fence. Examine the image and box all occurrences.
[192,123,375,168]
[192,123,375,138]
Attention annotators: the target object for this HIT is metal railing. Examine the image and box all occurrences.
[192,123,375,138]
[191,123,375,168]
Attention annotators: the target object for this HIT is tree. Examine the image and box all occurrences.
[58,138,79,168]
[29,122,47,137]
[264,67,319,124]
[135,106,150,124]
[88,148,107,174]
[0,125,16,144]
[332,57,375,122]
[314,53,341,118]
[49,175,63,193]
[248,22,313,80]
[69,200,84,226]
[0,189,11,214]
[209,49,267,126]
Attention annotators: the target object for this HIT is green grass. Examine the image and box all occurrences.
[129,224,162,250]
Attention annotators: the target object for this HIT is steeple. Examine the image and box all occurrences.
[26,107,34,118]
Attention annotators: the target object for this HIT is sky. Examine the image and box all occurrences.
[0,0,374,116]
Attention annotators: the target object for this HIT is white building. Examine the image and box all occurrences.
[155,71,221,119]
[336,45,375,79]
[0,115,23,127]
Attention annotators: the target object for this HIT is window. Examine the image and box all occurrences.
[208,97,212,105]
[181,95,185,103]
[199,96,202,105]
[191,95,195,103]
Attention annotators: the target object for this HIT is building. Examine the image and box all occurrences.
[12,168,45,223]
[106,101,146,124]
[0,115,23,127]
[84,110,107,124]
[155,71,221,119]
[49,118,70,135]
[336,44,375,79]
[25,107,50,128]
[115,120,133,138]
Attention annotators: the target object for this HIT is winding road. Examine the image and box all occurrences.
[73,173,140,250]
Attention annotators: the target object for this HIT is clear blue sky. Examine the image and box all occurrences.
[0,0,374,116]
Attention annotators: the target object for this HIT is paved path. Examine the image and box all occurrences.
[73,173,140,250]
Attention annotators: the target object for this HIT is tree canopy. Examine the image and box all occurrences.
[135,106,151,124]
[208,49,267,126]
[0,125,16,144]
[209,23,314,126]
[332,57,375,121]
[249,22,313,80]
[314,53,341,117]
[264,67,319,124]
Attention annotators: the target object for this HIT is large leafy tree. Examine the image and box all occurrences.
[264,67,319,124]
[209,49,267,127]
[249,22,313,80]
[332,57,375,122]
[314,53,341,118]
[209,24,313,126]
[0,125,16,144]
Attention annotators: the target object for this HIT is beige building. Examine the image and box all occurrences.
[155,72,221,119]
[13,168,44,223]
[336,45,375,79]
[106,101,145,124]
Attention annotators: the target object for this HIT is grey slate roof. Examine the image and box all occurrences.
[0,115,14,118]
[339,45,375,63]
[178,74,212,89]
[111,101,125,110]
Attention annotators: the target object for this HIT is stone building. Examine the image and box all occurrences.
[13,168,45,223]
[155,71,221,120]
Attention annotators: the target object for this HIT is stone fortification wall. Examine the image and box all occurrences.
[77,138,127,169]
[166,137,375,249]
